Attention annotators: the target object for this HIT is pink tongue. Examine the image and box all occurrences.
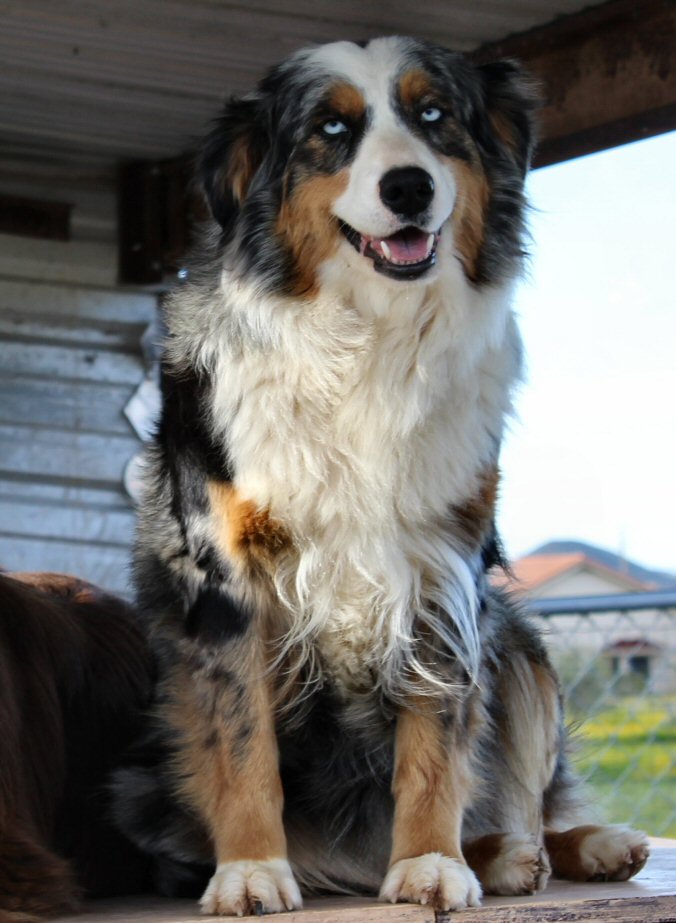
[383,228,430,262]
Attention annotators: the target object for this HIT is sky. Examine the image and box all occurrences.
[498,130,676,575]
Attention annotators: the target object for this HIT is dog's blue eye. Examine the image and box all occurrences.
[421,107,442,123]
[322,119,348,137]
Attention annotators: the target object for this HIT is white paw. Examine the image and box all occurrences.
[579,825,650,882]
[480,834,550,895]
[379,853,482,911]
[200,858,303,916]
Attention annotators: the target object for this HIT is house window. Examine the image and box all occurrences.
[628,656,650,679]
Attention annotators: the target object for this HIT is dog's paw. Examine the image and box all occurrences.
[577,825,650,882]
[547,825,650,883]
[469,833,551,895]
[200,859,302,916]
[379,852,482,911]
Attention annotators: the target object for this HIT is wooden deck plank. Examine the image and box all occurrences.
[61,897,433,923]
[58,844,675,922]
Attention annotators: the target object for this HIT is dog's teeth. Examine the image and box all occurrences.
[427,233,435,252]
[381,239,392,261]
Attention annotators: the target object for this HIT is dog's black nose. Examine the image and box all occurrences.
[379,167,434,218]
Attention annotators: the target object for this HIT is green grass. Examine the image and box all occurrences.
[571,696,676,837]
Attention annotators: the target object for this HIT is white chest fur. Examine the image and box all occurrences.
[174,255,521,696]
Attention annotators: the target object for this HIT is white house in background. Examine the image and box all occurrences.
[497,550,649,599]
[493,543,676,695]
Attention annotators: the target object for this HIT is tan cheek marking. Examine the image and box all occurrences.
[490,112,521,159]
[277,171,348,298]
[448,158,489,284]
[227,134,258,204]
[452,465,500,547]
[399,69,434,108]
[167,662,287,863]
[389,705,473,865]
[208,481,290,569]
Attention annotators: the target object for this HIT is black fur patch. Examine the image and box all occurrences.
[158,362,233,512]
[184,584,250,644]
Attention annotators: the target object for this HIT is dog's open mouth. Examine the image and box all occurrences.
[340,222,438,280]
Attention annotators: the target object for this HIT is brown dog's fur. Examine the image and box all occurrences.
[0,572,154,920]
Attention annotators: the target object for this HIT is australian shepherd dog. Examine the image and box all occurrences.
[117,37,649,916]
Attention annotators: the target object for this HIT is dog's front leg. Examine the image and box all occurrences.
[167,615,302,917]
[380,703,482,911]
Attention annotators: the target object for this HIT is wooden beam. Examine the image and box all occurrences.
[117,159,193,286]
[472,0,676,167]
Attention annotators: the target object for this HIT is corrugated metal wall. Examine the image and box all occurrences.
[0,274,155,597]
[0,162,156,597]
[0,0,590,167]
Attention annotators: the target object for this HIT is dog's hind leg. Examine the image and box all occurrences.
[465,644,650,892]
[544,824,649,883]
[543,766,650,884]
[464,650,561,895]
[536,677,650,883]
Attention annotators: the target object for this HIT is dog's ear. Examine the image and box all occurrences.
[475,60,540,176]
[197,96,268,232]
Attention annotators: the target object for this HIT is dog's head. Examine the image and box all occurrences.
[198,37,537,297]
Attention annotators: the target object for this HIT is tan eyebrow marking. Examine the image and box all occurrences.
[399,69,435,108]
[327,82,366,121]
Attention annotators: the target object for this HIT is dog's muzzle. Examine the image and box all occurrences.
[340,166,440,280]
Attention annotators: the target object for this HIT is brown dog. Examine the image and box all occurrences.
[0,571,153,921]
